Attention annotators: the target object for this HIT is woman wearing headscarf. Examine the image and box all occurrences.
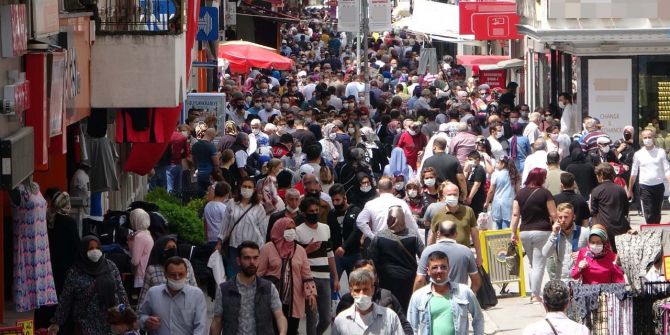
[137,235,197,305]
[127,209,154,290]
[564,145,598,197]
[231,132,252,178]
[319,123,343,165]
[357,126,388,178]
[49,235,128,335]
[570,224,624,284]
[346,172,378,208]
[368,206,424,311]
[335,147,372,195]
[257,218,317,335]
[218,121,239,152]
[383,147,416,182]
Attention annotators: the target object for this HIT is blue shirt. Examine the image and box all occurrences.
[139,284,208,335]
[192,140,217,179]
[408,282,484,335]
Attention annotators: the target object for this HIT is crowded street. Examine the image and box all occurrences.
[2,0,670,334]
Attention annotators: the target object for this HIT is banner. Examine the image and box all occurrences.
[587,59,632,141]
[368,0,391,32]
[479,70,506,89]
[337,0,359,33]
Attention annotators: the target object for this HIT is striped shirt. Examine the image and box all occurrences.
[217,202,268,248]
[295,222,334,279]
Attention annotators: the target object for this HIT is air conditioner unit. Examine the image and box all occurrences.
[0,127,34,190]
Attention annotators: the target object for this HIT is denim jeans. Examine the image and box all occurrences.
[520,230,551,297]
[306,277,331,335]
[166,164,183,195]
[335,253,360,279]
[225,246,240,280]
[149,165,167,191]
[496,219,510,230]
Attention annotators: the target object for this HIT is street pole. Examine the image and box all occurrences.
[361,0,370,107]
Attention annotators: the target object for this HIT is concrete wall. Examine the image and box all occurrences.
[90,34,186,108]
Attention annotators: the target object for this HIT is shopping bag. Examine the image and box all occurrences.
[506,241,520,276]
[207,251,226,285]
[476,266,498,309]
[331,291,341,320]
[477,211,493,230]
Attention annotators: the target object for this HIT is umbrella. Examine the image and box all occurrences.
[217,40,294,74]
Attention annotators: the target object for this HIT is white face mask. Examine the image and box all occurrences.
[600,145,610,153]
[445,195,459,207]
[510,118,519,124]
[264,103,273,110]
[348,127,356,134]
[394,182,404,191]
[260,89,269,94]
[424,178,436,187]
[167,278,186,291]
[495,131,503,139]
[286,206,299,213]
[254,102,262,108]
[240,188,254,199]
[294,147,302,155]
[558,101,566,108]
[305,117,313,124]
[252,128,260,135]
[408,129,417,136]
[360,185,372,193]
[342,103,350,110]
[283,229,297,242]
[643,138,654,147]
[353,294,373,310]
[550,133,559,141]
[329,133,337,140]
[407,189,418,198]
[429,276,449,286]
[87,249,103,263]
[589,243,603,254]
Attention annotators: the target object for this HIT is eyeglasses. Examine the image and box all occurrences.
[430,265,449,271]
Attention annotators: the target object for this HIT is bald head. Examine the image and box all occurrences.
[378,176,393,193]
[438,220,457,239]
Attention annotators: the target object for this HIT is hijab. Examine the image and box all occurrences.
[129,208,150,232]
[360,127,379,149]
[387,206,407,234]
[47,191,71,229]
[271,217,296,258]
[389,147,411,181]
[75,235,117,308]
[148,235,178,266]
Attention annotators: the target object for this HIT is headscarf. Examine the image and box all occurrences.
[271,217,296,258]
[75,235,117,308]
[129,208,150,232]
[47,191,71,228]
[623,125,634,136]
[360,127,379,148]
[225,121,239,136]
[387,206,407,234]
[389,147,411,182]
[148,235,178,266]
[589,224,608,242]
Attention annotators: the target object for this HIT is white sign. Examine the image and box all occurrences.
[337,0,360,33]
[225,0,236,26]
[368,0,391,32]
[32,0,59,37]
[186,93,227,129]
[587,58,632,140]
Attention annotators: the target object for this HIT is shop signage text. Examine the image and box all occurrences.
[197,7,219,41]
[458,1,516,36]
[479,70,506,89]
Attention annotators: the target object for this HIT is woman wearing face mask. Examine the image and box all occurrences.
[475,138,495,175]
[319,123,344,165]
[347,173,378,208]
[404,180,424,220]
[49,236,128,335]
[484,157,520,230]
[393,175,407,199]
[383,147,416,181]
[545,125,563,158]
[420,168,439,208]
[215,177,268,278]
[486,121,507,162]
[258,218,317,335]
[127,209,154,291]
[138,235,198,305]
[570,224,624,284]
[368,206,424,311]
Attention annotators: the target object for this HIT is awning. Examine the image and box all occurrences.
[457,55,510,67]
[237,2,300,23]
[517,24,670,43]
[479,58,524,71]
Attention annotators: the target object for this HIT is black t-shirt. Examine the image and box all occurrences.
[515,187,554,231]
[553,190,591,225]
[566,163,598,199]
[423,152,462,185]
[467,165,486,215]
[293,129,317,148]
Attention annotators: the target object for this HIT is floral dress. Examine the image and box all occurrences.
[11,182,58,312]
[54,260,128,334]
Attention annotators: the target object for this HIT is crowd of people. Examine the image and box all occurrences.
[38,6,670,335]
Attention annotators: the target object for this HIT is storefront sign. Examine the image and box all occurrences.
[472,13,522,40]
[368,0,391,32]
[479,70,506,89]
[458,1,516,36]
[197,7,219,41]
[548,0,670,19]
[138,0,177,31]
[48,52,66,137]
[32,0,59,37]
[185,93,226,129]
[337,0,360,33]
[3,80,30,120]
[224,0,236,26]
[0,4,27,58]
[587,58,632,141]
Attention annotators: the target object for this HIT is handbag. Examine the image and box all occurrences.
[506,241,520,276]
[220,205,254,258]
[475,266,498,309]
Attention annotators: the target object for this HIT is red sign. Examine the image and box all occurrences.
[472,12,522,40]
[458,1,517,36]
[3,80,30,120]
[479,70,506,89]
[0,4,28,57]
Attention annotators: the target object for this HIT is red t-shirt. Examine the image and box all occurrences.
[169,131,190,165]
[397,131,427,169]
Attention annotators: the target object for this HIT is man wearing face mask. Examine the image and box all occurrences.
[267,188,305,242]
[226,92,250,126]
[356,176,419,239]
[587,137,619,166]
[139,257,208,335]
[247,93,264,116]
[331,269,404,335]
[558,92,580,137]
[408,251,484,335]
[629,129,670,224]
[258,95,280,123]
[327,184,362,278]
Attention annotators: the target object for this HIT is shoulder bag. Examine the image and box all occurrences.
[221,205,254,258]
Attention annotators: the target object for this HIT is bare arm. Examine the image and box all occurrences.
[469,272,482,293]
[274,309,288,335]
[484,183,496,208]
[471,227,482,266]
[467,181,482,204]
[412,274,427,292]
[510,200,520,241]
[547,199,558,223]
[457,173,467,201]
[209,316,222,335]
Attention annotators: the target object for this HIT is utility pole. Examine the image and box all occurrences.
[361,0,370,107]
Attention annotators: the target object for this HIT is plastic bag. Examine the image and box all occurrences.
[476,266,498,309]
[477,211,493,230]
[207,251,226,285]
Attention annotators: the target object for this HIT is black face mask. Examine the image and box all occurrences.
[306,213,320,224]
[287,120,295,127]
[624,133,632,141]
[334,203,345,211]
[163,247,178,260]
[306,190,320,199]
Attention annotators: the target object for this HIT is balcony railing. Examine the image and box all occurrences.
[96,0,183,34]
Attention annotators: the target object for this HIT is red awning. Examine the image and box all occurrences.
[218,40,294,74]
[457,55,510,66]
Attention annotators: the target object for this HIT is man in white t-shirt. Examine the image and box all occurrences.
[203,182,230,244]
[523,280,589,335]
[559,92,580,136]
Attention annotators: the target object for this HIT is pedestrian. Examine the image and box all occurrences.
[541,203,589,281]
[49,235,129,335]
[421,137,467,193]
[558,92,580,137]
[544,151,564,195]
[327,184,363,278]
[511,167,557,303]
[464,150,487,217]
[356,176,418,239]
[563,144,598,198]
[209,241,288,335]
[552,172,590,227]
[191,127,219,197]
[368,206,424,310]
[204,181,232,247]
[570,224,625,284]
[107,304,141,335]
[522,138,549,185]
[408,250,484,335]
[258,218,317,335]
[335,259,414,335]
[332,269,405,335]
[628,129,670,224]
[138,257,207,335]
[484,156,520,229]
[267,188,305,242]
[591,163,631,251]
[509,122,532,174]
[128,209,154,290]
[522,280,589,335]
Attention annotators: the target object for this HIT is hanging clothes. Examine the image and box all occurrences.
[615,230,663,291]
[88,136,120,192]
[11,182,58,312]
